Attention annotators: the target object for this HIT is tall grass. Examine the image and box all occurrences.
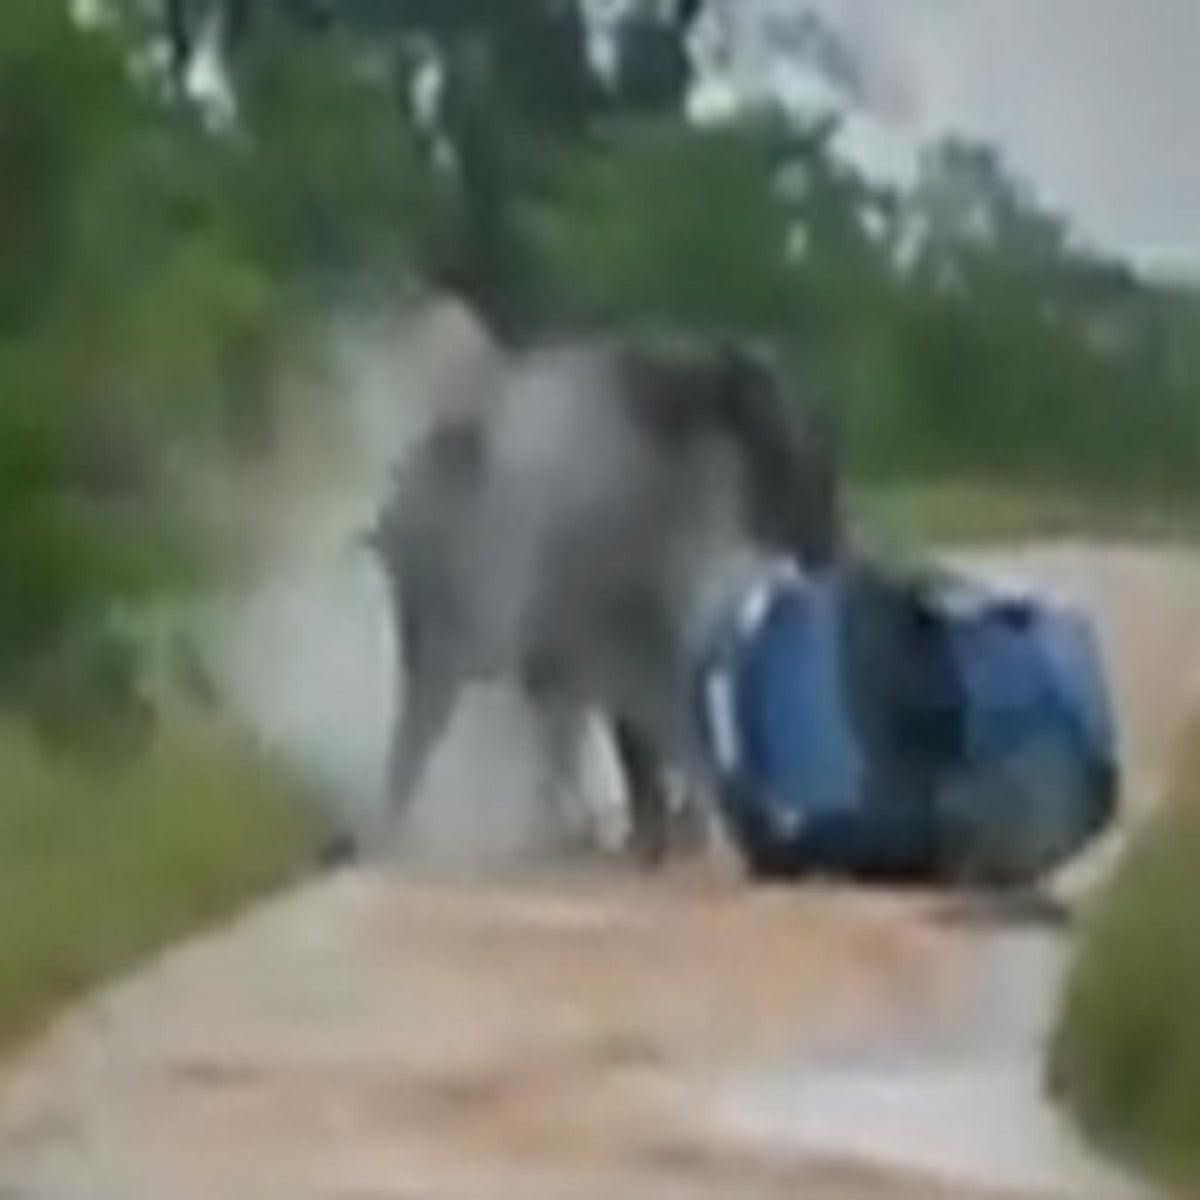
[0,717,328,1052]
[1051,719,1200,1183]
[849,480,1200,553]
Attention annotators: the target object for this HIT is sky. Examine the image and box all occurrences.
[688,0,1200,279]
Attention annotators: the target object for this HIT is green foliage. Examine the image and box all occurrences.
[0,0,424,683]
[527,102,1200,496]
[850,137,1200,492]
[530,119,801,336]
[0,714,327,1050]
[336,0,613,335]
[849,481,1200,557]
[483,0,601,135]
[611,6,692,115]
[524,90,1200,497]
[5,0,1200,699]
[1052,722,1200,1184]
[0,2,208,674]
[231,11,425,282]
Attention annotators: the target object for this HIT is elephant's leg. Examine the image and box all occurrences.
[379,582,459,851]
[523,668,594,852]
[384,660,457,842]
[665,770,713,854]
[611,717,671,868]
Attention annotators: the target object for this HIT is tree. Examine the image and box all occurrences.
[611,4,692,115]
[377,1,605,338]
[865,136,1200,490]
[0,1,363,683]
[529,118,800,336]
[228,7,426,283]
[0,2,194,676]
[906,138,1070,298]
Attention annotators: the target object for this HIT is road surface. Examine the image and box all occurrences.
[2,544,1196,1199]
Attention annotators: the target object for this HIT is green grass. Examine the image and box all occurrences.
[849,479,1200,552]
[0,715,328,1052]
[1050,721,1200,1185]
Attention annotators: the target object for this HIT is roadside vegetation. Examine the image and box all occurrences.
[1051,719,1200,1185]
[0,713,327,1052]
[850,481,1200,554]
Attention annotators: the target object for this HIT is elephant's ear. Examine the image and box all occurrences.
[618,336,777,447]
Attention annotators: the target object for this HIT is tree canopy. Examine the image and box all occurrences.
[3,0,1199,698]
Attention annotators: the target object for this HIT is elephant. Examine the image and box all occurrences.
[364,333,839,862]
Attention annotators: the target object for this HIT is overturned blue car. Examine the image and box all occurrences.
[697,558,1119,887]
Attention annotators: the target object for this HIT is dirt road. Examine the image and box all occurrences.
[1,544,1195,1199]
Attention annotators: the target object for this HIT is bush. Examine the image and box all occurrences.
[848,481,1200,552]
[0,717,329,1051]
[1051,720,1200,1183]
[528,119,803,336]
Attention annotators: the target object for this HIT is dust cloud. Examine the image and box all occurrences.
[199,299,628,869]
